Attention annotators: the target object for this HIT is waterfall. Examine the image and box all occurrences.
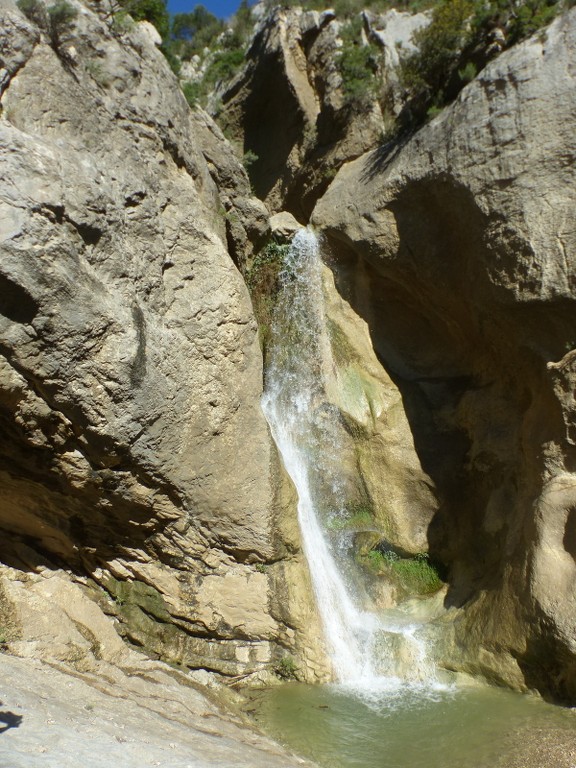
[262,229,441,693]
[261,229,373,681]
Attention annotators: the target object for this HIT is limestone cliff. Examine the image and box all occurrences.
[313,8,576,700]
[0,0,326,684]
[220,5,429,219]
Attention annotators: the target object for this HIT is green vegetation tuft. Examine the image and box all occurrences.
[242,149,259,171]
[275,655,298,680]
[391,552,444,594]
[399,0,474,115]
[110,9,136,34]
[161,43,182,75]
[362,549,444,595]
[480,0,563,44]
[204,48,245,88]
[119,0,169,38]
[182,80,202,106]
[18,0,78,50]
[174,1,253,109]
[327,500,374,531]
[338,18,381,111]
[399,0,566,126]
[246,241,290,355]
[171,4,225,59]
[47,0,78,46]
[458,60,477,84]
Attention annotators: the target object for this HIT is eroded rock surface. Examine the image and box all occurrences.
[0,566,315,767]
[320,262,438,557]
[0,654,314,768]
[220,6,428,219]
[0,0,326,683]
[313,9,576,700]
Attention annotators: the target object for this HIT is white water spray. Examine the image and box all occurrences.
[262,229,443,693]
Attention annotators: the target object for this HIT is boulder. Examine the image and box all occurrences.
[270,211,304,241]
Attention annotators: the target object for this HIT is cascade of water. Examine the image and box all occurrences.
[262,229,441,692]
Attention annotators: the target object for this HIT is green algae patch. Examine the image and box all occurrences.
[326,500,375,532]
[105,577,172,622]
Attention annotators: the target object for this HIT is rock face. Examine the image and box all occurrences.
[319,263,438,558]
[0,0,326,683]
[2,0,576,723]
[220,6,428,219]
[313,9,576,700]
[364,8,429,70]
[0,652,315,768]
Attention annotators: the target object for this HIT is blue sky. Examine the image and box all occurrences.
[167,0,243,19]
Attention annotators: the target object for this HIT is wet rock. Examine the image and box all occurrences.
[270,211,304,241]
[320,264,438,554]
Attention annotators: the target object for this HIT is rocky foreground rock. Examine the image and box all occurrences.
[313,8,576,700]
[0,652,313,767]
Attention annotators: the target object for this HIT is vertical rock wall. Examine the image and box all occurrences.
[313,9,576,699]
[220,7,427,219]
[0,0,326,681]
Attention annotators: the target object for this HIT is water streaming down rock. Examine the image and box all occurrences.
[262,229,441,693]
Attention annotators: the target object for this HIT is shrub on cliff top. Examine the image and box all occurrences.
[176,1,253,109]
[17,0,78,50]
[400,0,474,103]
[117,0,169,39]
[338,17,381,111]
[399,0,565,126]
[171,4,224,59]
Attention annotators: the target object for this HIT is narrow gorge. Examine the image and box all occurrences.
[0,0,575,764]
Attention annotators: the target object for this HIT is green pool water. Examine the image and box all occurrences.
[247,680,576,768]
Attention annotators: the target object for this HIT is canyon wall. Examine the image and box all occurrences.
[221,6,428,220]
[1,0,576,715]
[313,8,576,700]
[0,0,326,683]
[222,0,576,700]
